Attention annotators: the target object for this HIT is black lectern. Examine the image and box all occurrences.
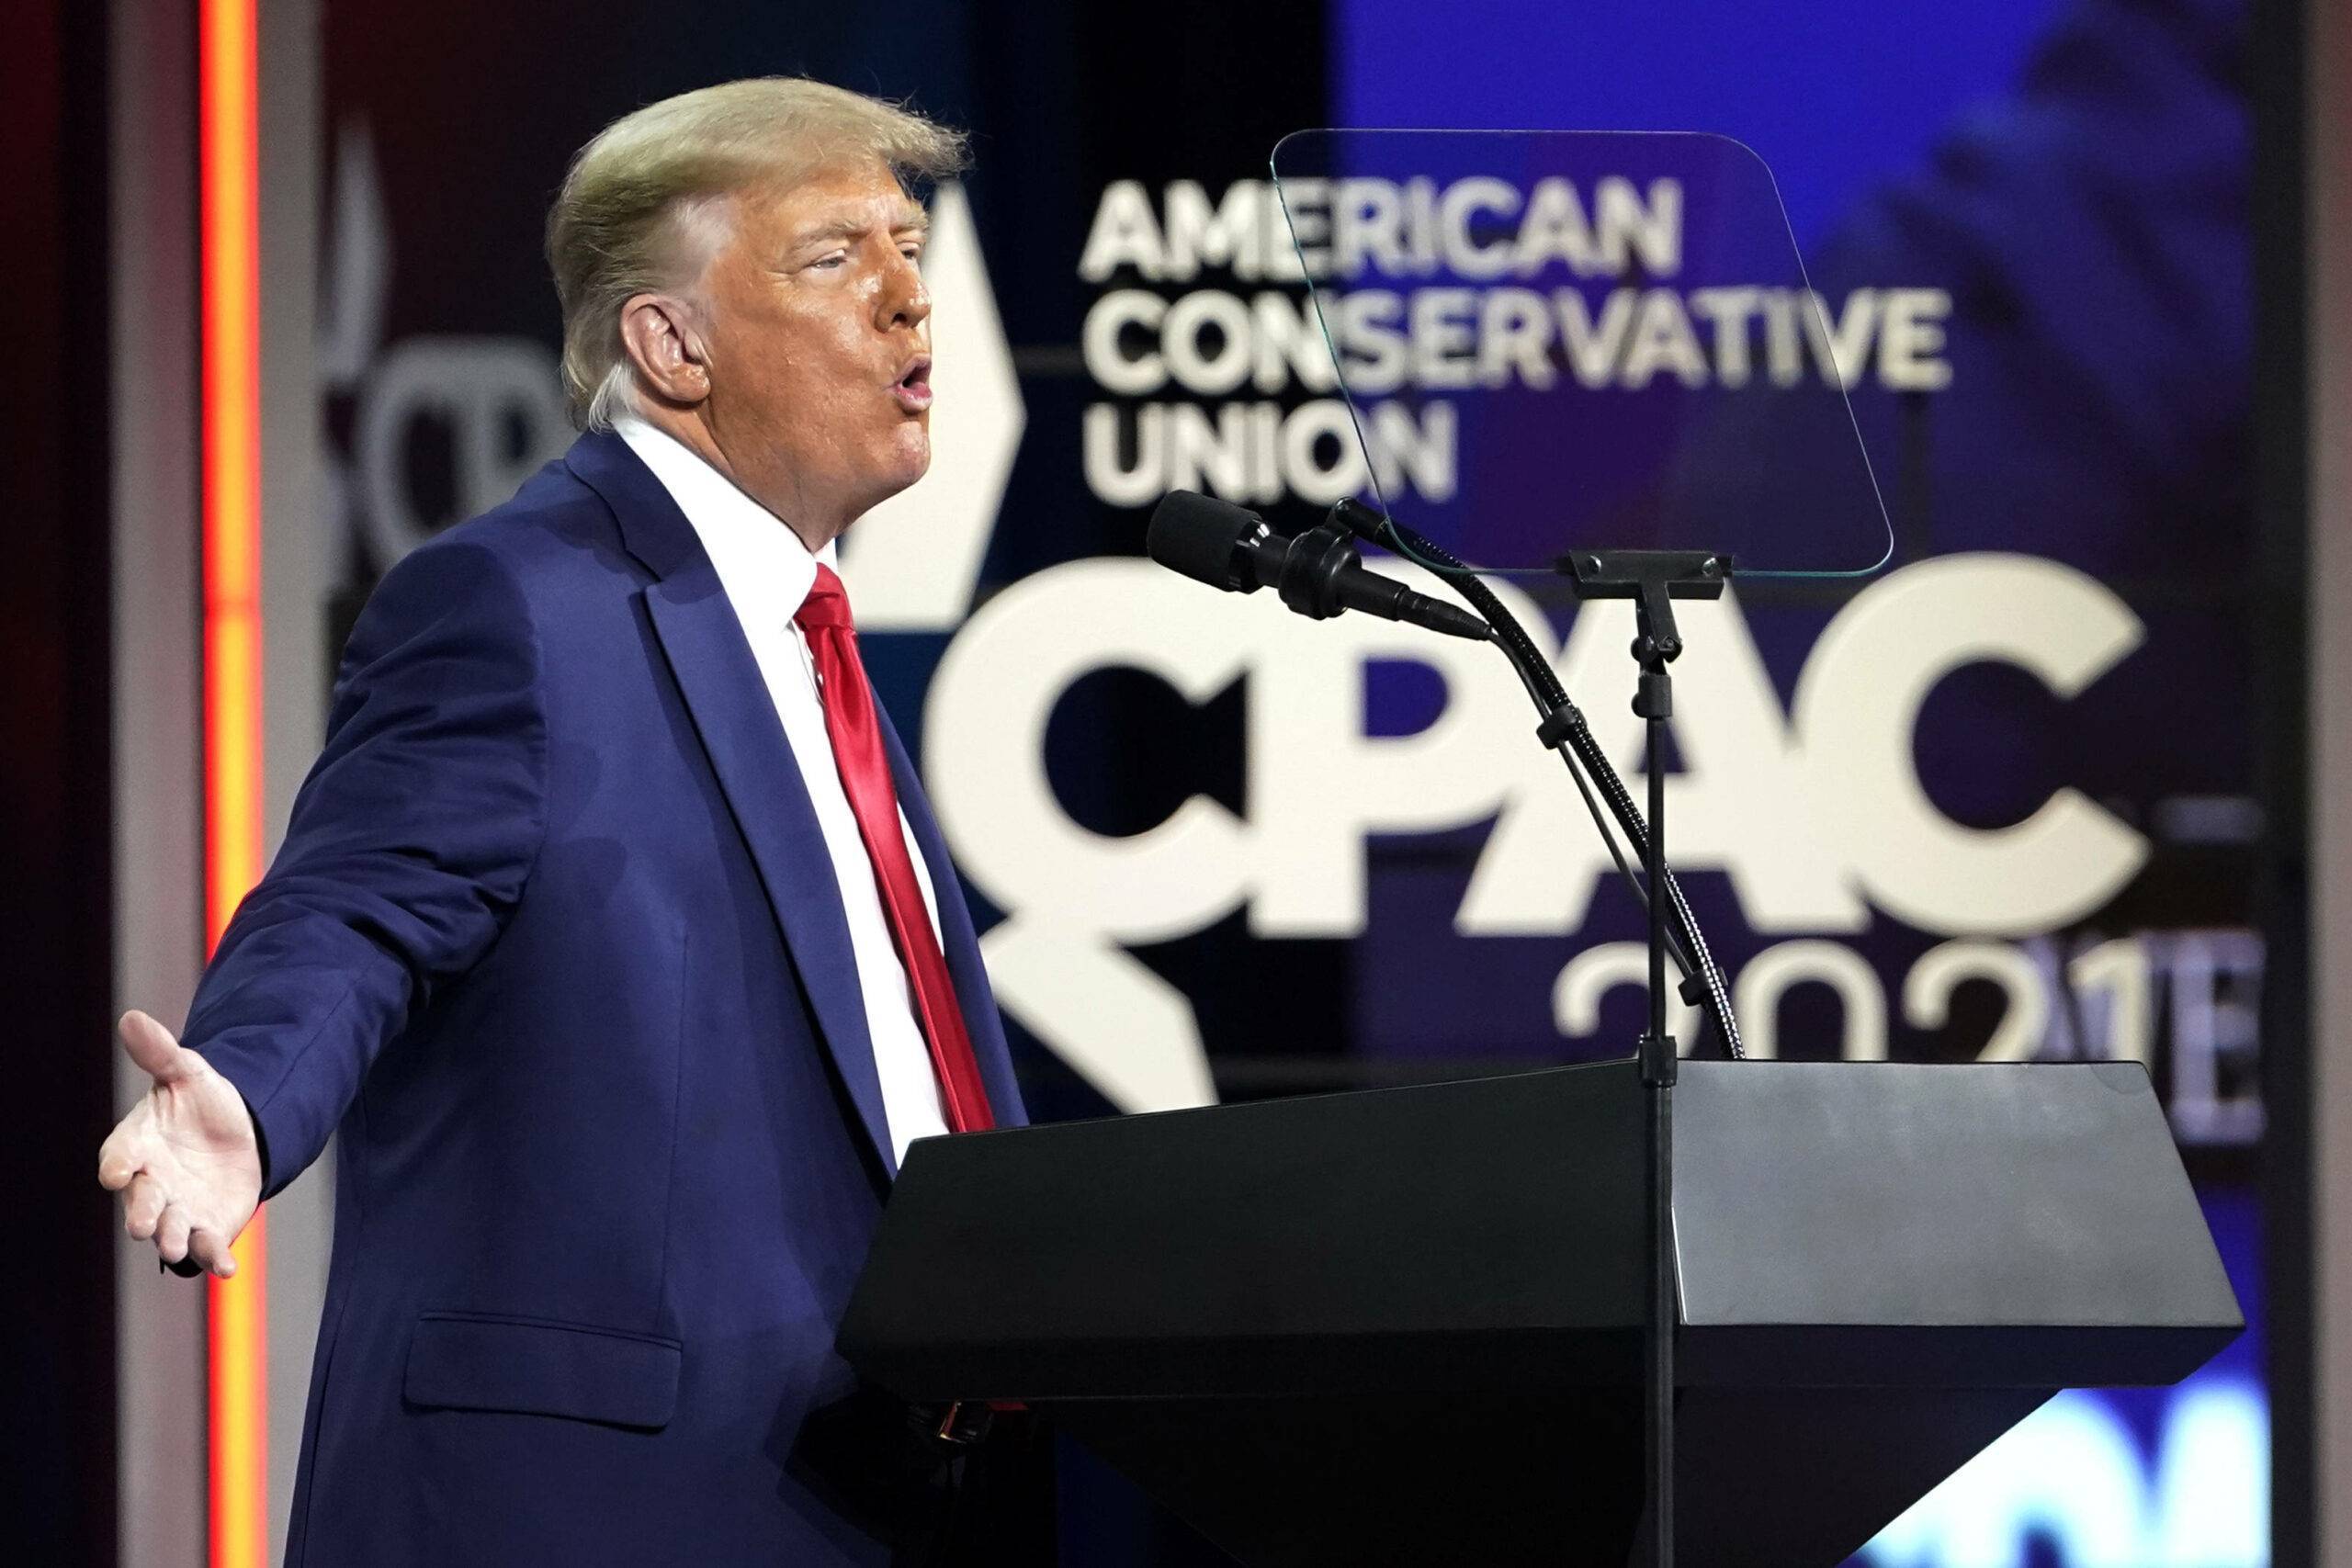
[840,1059,2241,1567]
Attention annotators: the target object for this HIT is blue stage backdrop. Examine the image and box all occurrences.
[320,0,2265,1562]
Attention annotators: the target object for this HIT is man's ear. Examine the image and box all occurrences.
[617,293,713,409]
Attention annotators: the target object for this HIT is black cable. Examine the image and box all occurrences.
[1488,617,1696,982]
[1351,508,1747,1061]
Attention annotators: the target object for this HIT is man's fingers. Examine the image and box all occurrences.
[96,1122,141,1190]
[154,1201,193,1266]
[187,1228,237,1280]
[118,1010,196,1087]
[123,1171,167,1241]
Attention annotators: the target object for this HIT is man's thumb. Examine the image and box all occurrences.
[119,1010,197,1086]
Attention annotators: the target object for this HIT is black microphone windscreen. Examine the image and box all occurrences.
[1147,491,1261,592]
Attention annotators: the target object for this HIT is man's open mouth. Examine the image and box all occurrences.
[891,355,933,412]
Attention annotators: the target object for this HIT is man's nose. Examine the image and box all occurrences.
[878,255,932,332]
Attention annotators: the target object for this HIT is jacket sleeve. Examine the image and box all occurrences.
[185,536,548,1199]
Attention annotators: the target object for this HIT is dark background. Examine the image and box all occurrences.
[5,4,119,1566]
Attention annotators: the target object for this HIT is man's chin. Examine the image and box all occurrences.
[848,444,933,523]
[886,429,932,491]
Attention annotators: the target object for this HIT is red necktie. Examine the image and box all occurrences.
[795,565,996,1134]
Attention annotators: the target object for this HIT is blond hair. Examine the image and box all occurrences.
[546,78,967,430]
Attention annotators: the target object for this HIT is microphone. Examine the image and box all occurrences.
[1146,492,1492,642]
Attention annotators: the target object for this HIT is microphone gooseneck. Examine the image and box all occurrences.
[1142,487,1744,1060]
[1329,500,1746,1061]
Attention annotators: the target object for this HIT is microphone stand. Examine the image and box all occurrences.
[1560,548,1729,1568]
[1331,502,1732,1568]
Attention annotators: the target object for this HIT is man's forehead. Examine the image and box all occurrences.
[765,169,928,240]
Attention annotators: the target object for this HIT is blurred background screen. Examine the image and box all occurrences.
[311,1,2268,1560]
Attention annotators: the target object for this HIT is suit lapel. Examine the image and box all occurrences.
[569,431,899,1176]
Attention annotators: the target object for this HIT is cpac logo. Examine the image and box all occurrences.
[925,553,2150,1110]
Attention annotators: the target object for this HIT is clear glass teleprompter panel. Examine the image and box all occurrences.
[1270,130,1894,578]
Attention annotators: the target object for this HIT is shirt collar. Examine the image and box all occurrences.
[614,414,835,622]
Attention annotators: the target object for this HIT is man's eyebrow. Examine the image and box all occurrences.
[789,208,932,248]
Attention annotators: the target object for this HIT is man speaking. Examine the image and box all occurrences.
[96,78,1024,1563]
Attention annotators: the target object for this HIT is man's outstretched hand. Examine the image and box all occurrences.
[97,1010,263,1280]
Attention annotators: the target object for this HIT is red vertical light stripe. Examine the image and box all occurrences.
[198,1,268,1564]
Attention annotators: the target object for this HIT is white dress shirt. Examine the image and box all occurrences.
[616,416,951,1165]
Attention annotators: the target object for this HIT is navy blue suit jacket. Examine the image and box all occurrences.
[187,430,1027,1566]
